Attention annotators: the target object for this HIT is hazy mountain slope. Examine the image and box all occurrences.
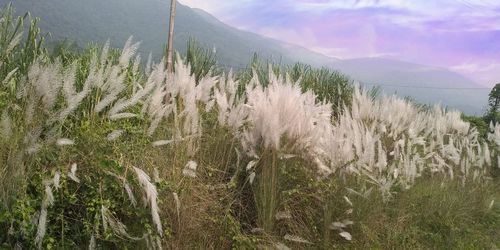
[190,7,339,67]
[1,0,489,114]
[331,58,489,114]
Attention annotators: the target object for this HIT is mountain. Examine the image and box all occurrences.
[1,0,336,68]
[1,0,489,114]
[331,58,490,115]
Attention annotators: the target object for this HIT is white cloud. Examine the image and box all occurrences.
[451,62,500,87]
[451,62,500,73]
[308,0,500,32]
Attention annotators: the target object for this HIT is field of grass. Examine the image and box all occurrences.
[0,5,499,249]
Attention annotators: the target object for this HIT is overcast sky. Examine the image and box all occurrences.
[178,0,500,87]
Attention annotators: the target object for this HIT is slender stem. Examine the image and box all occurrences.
[258,149,279,232]
[166,0,176,73]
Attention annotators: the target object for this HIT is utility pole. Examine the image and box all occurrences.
[166,0,177,73]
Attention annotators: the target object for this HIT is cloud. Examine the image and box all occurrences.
[452,62,500,73]
[292,0,413,12]
[178,0,500,86]
[451,62,500,86]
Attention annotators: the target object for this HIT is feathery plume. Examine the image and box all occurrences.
[68,163,80,183]
[0,111,12,140]
[133,167,162,235]
[173,192,180,226]
[53,171,61,189]
[275,243,292,250]
[109,113,138,120]
[119,37,140,66]
[275,211,291,220]
[339,231,352,241]
[107,130,124,141]
[101,205,142,240]
[35,182,55,248]
[88,235,96,250]
[152,140,174,147]
[249,172,256,185]
[124,183,137,207]
[483,143,491,166]
[57,138,75,146]
[182,161,198,178]
[6,32,22,54]
[284,234,312,244]
[2,68,18,85]
[246,160,258,171]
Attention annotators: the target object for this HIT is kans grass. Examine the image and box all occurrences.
[0,5,499,249]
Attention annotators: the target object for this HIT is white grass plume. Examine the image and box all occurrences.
[119,37,140,67]
[133,167,163,235]
[124,183,137,207]
[68,163,80,183]
[108,70,157,116]
[0,110,12,140]
[339,231,352,241]
[248,172,256,185]
[88,235,96,250]
[275,243,291,250]
[488,122,500,146]
[107,130,124,141]
[6,32,22,54]
[284,234,312,244]
[35,183,55,248]
[100,205,142,240]
[275,211,291,220]
[101,40,110,64]
[238,71,334,176]
[483,143,491,166]
[2,68,18,85]
[152,140,174,147]
[57,62,91,122]
[173,192,180,226]
[109,113,138,120]
[246,160,258,171]
[182,161,198,178]
[57,138,75,146]
[28,61,63,111]
[53,171,61,189]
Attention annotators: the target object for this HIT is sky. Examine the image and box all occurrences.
[178,0,500,87]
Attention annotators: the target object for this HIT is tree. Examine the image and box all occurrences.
[486,83,500,123]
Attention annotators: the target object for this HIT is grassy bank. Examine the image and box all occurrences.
[0,5,499,249]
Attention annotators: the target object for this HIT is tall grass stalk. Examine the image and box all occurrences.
[256,149,279,232]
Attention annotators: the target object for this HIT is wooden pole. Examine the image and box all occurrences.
[166,0,177,72]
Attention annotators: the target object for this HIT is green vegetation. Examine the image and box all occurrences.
[486,83,500,124]
[0,5,499,249]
